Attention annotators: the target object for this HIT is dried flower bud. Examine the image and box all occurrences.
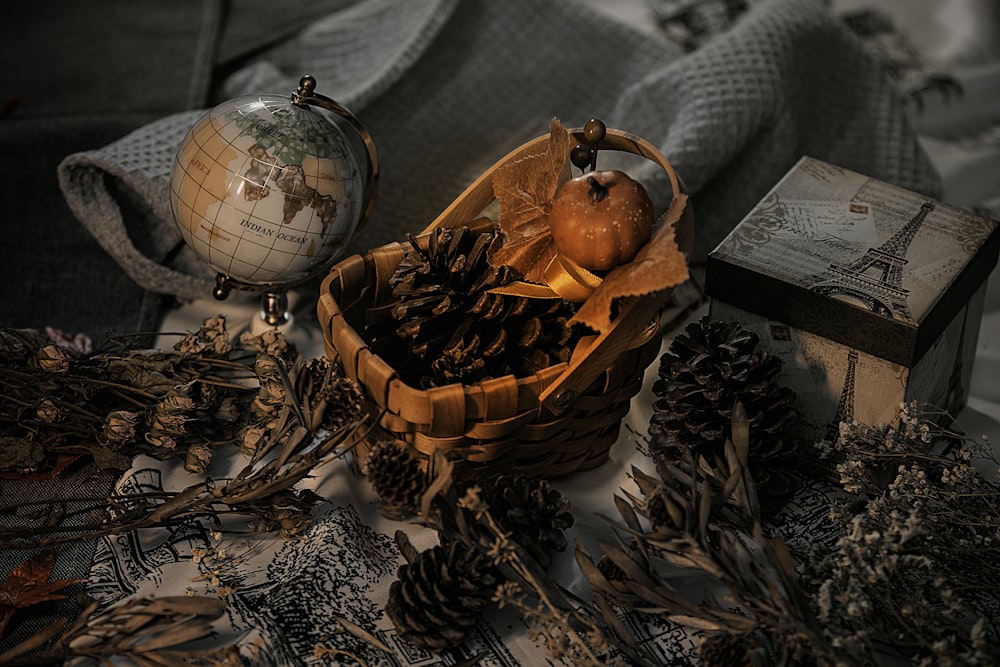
[184,443,213,474]
[0,435,45,472]
[36,344,71,373]
[102,410,139,446]
[238,489,320,538]
[201,316,233,355]
[253,355,283,381]
[240,330,289,358]
[174,315,232,355]
[252,379,287,418]
[239,425,267,458]
[145,432,177,450]
[215,397,240,423]
[159,392,196,414]
[35,398,64,423]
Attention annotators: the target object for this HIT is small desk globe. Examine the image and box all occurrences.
[168,75,377,330]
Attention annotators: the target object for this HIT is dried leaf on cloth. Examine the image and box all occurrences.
[0,550,86,637]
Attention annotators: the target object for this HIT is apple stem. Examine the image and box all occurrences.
[586,176,610,203]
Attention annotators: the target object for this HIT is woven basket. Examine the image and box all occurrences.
[317,126,693,477]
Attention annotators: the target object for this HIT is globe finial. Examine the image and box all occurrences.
[297,75,317,98]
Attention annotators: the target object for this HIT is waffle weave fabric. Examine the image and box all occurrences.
[58,0,939,302]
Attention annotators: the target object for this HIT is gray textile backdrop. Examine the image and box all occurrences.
[42,0,938,330]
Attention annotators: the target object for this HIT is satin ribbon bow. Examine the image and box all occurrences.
[489,253,602,302]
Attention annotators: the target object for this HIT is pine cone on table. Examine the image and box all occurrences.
[649,315,801,509]
[385,541,499,651]
[371,225,577,387]
[363,440,428,518]
[477,474,574,569]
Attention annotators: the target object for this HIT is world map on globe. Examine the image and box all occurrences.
[169,94,365,287]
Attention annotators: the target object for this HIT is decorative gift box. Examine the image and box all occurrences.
[706,156,1000,449]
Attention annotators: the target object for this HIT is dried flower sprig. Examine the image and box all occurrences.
[0,317,370,550]
[803,402,1000,666]
[0,591,239,667]
[581,402,842,667]
[363,442,650,665]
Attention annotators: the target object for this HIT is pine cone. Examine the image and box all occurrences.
[363,440,427,517]
[295,356,364,431]
[649,316,800,508]
[698,632,754,667]
[477,474,574,569]
[373,225,577,387]
[385,541,499,651]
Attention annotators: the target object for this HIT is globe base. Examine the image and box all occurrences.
[259,291,291,327]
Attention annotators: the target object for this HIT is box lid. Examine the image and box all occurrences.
[705,156,1000,367]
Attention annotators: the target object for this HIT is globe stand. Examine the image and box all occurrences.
[213,273,324,356]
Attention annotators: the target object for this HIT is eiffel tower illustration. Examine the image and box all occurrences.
[810,201,936,320]
[823,349,858,445]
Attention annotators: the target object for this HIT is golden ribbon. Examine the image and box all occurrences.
[489,253,603,303]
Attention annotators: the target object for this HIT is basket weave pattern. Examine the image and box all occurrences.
[318,126,690,477]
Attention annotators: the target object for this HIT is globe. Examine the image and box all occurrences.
[168,78,374,295]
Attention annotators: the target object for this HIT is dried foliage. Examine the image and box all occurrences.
[0,586,239,666]
[362,442,636,663]
[581,402,837,666]
[804,403,1000,665]
[361,397,1000,666]
[0,317,370,663]
[0,318,367,551]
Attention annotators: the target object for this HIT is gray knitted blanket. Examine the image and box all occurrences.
[58,0,939,303]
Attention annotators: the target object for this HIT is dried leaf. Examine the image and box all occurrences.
[138,617,217,651]
[613,493,643,533]
[667,613,724,632]
[394,530,419,564]
[599,541,655,588]
[0,550,87,637]
[571,197,690,333]
[697,478,712,539]
[574,542,612,591]
[334,614,394,654]
[595,593,639,649]
[488,119,571,282]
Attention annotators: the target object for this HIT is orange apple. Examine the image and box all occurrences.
[548,170,654,271]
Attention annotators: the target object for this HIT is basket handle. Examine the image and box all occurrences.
[424,126,688,238]
[425,125,693,415]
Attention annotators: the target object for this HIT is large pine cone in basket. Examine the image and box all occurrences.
[649,316,801,508]
[367,225,579,387]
